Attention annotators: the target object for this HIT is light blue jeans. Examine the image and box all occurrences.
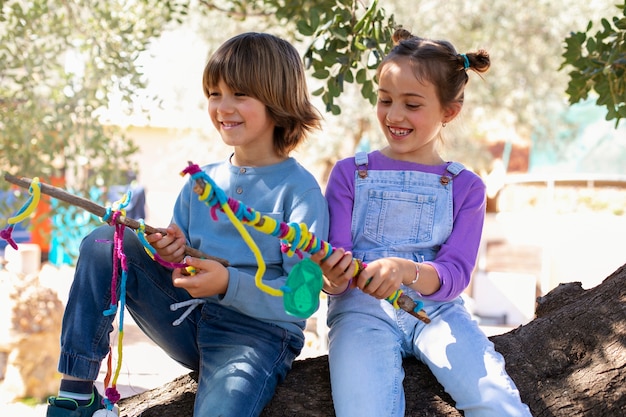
[328,293,532,417]
[58,225,303,417]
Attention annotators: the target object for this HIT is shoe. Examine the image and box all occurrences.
[46,387,117,416]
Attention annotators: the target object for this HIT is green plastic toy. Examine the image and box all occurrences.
[282,258,324,318]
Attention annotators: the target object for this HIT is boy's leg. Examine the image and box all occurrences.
[192,303,303,417]
[58,225,200,378]
[48,225,199,415]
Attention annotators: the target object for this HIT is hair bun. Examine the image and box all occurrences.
[392,27,414,45]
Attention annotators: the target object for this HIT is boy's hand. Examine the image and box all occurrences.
[145,223,187,263]
[172,256,229,298]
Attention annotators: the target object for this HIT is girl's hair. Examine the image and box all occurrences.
[378,28,490,109]
[202,32,321,157]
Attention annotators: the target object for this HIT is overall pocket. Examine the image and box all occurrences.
[363,189,436,246]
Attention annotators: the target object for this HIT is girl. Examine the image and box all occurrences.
[46,32,329,417]
[312,28,532,417]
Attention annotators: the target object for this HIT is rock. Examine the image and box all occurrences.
[0,269,63,401]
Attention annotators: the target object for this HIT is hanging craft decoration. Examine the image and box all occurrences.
[2,173,226,265]
[0,177,41,250]
[180,162,430,323]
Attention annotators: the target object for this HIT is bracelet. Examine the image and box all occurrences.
[322,278,353,297]
[407,262,420,286]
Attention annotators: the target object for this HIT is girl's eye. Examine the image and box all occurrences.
[377,98,391,105]
[406,104,421,109]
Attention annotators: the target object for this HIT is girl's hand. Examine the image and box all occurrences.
[310,248,356,295]
[172,256,229,298]
[145,223,187,263]
[356,257,405,300]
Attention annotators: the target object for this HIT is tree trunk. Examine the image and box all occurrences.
[119,264,626,416]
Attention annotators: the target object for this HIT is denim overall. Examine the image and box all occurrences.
[326,152,532,417]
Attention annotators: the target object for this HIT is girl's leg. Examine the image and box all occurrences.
[58,225,200,380]
[328,311,405,417]
[414,300,532,417]
[192,303,303,417]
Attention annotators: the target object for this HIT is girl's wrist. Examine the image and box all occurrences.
[404,262,420,286]
[322,279,352,296]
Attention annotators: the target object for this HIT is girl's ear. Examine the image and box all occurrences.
[443,101,462,124]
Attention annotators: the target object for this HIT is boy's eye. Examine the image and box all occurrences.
[234,92,247,97]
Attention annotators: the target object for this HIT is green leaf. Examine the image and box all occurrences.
[297,19,315,36]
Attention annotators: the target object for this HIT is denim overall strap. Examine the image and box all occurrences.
[350,154,464,263]
[355,151,369,179]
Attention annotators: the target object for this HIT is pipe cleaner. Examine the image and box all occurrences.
[99,205,129,412]
[0,177,41,250]
[180,162,430,323]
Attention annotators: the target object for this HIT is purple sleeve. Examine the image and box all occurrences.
[325,159,356,252]
[426,172,486,301]
[325,157,486,302]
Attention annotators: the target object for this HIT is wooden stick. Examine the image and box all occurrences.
[184,163,431,324]
[3,173,228,266]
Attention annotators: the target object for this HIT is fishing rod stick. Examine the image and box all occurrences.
[181,162,430,324]
[3,173,228,266]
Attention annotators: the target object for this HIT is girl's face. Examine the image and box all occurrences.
[207,79,277,164]
[376,58,457,164]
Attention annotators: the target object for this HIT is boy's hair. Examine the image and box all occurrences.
[378,28,490,109]
[203,32,322,157]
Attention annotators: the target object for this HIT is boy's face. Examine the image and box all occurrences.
[207,79,276,160]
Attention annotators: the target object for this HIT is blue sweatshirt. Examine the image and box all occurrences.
[172,156,329,338]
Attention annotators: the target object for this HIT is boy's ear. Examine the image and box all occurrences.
[443,102,462,123]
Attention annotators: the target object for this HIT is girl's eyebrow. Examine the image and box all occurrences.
[378,88,426,99]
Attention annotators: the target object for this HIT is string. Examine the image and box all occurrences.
[100,204,130,411]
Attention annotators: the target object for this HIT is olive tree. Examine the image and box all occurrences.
[0,0,184,194]
[561,0,626,125]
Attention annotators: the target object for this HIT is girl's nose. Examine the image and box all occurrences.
[385,106,403,123]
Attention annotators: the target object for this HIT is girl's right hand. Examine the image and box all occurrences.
[310,248,356,295]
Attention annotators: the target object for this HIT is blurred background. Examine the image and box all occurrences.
[1,0,625,414]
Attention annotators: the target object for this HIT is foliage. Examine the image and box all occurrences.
[0,0,182,197]
[297,0,395,115]
[2,0,624,219]
[196,0,395,116]
[561,0,626,125]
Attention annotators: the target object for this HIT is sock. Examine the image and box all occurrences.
[58,379,95,406]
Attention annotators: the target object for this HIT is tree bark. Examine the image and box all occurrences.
[119,264,626,416]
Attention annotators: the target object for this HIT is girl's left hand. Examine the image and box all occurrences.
[172,256,229,298]
[355,257,405,300]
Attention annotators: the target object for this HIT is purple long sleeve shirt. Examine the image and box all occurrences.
[325,150,486,302]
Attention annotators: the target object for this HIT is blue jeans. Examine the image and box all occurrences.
[58,225,302,417]
[328,292,532,417]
